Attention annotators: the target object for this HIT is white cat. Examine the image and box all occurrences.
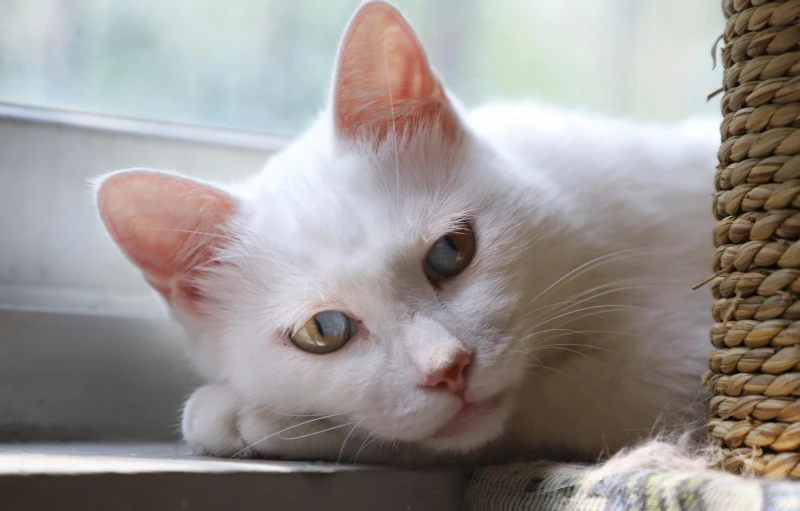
[94,1,718,464]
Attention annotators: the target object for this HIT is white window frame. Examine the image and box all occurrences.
[0,101,288,442]
[0,101,290,151]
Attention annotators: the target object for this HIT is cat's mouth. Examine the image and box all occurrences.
[431,392,507,440]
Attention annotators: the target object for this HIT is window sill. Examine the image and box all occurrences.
[0,101,290,151]
[0,443,465,510]
[0,308,196,443]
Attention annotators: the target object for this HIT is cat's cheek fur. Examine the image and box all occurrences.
[182,383,397,463]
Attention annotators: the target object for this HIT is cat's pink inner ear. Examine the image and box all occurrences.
[334,1,458,141]
[96,170,237,310]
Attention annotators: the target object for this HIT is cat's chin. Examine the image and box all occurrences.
[419,391,513,452]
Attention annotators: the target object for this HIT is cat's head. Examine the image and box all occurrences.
[95,1,547,453]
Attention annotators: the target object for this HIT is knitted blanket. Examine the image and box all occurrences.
[466,461,800,511]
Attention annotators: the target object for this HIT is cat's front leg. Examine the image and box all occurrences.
[182,383,378,461]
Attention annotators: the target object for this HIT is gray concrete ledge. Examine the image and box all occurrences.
[0,443,465,511]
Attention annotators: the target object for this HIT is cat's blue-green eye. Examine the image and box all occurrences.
[424,222,476,282]
[291,311,353,354]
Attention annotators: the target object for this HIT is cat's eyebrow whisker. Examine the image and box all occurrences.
[337,416,368,464]
[230,412,347,458]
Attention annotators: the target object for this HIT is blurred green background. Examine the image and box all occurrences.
[0,0,724,135]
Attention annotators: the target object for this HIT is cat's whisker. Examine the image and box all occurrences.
[529,327,638,343]
[517,328,636,353]
[527,304,649,334]
[520,327,602,346]
[529,341,631,361]
[522,341,631,367]
[353,434,379,464]
[525,344,604,365]
[279,420,360,441]
[516,310,643,351]
[512,282,656,335]
[230,412,347,459]
[337,416,368,464]
[390,423,399,453]
[513,224,558,254]
[523,248,647,309]
[514,327,637,351]
[266,408,330,418]
[526,371,550,384]
[547,307,652,332]
[525,362,583,387]
[519,280,659,325]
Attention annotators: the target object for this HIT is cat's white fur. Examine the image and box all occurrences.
[96,1,718,466]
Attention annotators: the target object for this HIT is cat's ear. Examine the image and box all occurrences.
[95,169,237,314]
[332,1,460,142]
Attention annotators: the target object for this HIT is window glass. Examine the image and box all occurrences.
[0,0,723,135]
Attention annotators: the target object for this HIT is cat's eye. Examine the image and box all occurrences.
[290,311,353,354]
[424,222,476,282]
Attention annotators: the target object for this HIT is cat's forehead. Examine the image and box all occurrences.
[249,139,470,247]
[229,163,444,326]
[232,127,485,303]
[250,172,451,261]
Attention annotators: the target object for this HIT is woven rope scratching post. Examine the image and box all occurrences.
[704,0,800,478]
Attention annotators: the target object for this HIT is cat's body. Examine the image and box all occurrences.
[95,2,718,466]
[468,104,716,462]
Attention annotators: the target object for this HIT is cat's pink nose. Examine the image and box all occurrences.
[423,350,471,396]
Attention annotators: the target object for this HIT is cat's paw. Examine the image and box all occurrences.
[182,383,248,457]
[181,383,347,461]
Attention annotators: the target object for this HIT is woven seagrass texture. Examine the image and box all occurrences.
[705,0,800,478]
